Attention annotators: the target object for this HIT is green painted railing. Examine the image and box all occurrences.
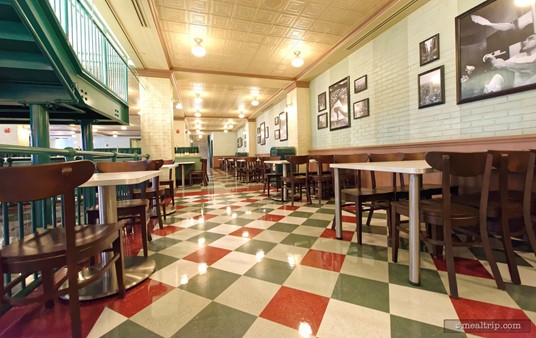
[46,0,128,102]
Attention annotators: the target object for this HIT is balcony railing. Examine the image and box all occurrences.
[47,0,128,102]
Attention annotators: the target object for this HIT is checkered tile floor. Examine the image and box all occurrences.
[2,169,536,337]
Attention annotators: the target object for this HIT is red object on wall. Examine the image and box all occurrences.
[4,128,10,133]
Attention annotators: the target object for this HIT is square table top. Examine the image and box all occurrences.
[330,160,435,174]
[80,170,161,187]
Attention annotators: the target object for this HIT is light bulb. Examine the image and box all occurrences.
[195,111,201,117]
[194,93,203,104]
[251,97,259,106]
[191,38,206,57]
[291,51,304,67]
[175,102,183,109]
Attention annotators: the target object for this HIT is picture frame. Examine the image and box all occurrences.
[317,113,328,129]
[257,127,260,134]
[353,75,367,94]
[237,137,243,148]
[318,92,327,111]
[260,122,266,145]
[353,98,370,119]
[265,126,269,138]
[279,111,288,141]
[274,116,279,125]
[244,140,247,148]
[456,0,536,104]
[419,33,440,66]
[418,65,445,109]
[257,135,261,144]
[329,76,351,131]
[274,129,280,140]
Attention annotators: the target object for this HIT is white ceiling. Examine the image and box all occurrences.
[85,0,429,135]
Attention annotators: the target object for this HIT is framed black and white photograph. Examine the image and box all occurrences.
[257,135,261,144]
[353,98,370,119]
[353,75,367,94]
[257,127,260,134]
[265,126,269,138]
[318,92,327,111]
[274,116,279,125]
[329,76,351,131]
[420,34,440,66]
[279,111,288,141]
[260,122,266,145]
[418,65,445,109]
[275,129,280,140]
[456,0,536,104]
[317,113,328,129]
[237,137,243,148]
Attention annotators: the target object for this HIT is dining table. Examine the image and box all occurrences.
[264,159,290,201]
[72,170,161,300]
[175,161,196,188]
[330,160,436,286]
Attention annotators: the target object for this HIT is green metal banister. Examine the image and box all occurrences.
[0,144,149,161]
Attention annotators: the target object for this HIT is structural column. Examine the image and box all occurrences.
[139,77,174,160]
[285,83,311,155]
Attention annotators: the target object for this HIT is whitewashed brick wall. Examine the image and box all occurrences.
[309,0,536,150]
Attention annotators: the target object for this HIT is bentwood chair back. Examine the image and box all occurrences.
[87,160,152,256]
[0,161,125,338]
[333,153,369,189]
[259,156,282,196]
[189,158,209,186]
[391,152,505,298]
[341,152,403,244]
[132,159,166,229]
[160,159,176,208]
[283,155,311,206]
[307,155,335,204]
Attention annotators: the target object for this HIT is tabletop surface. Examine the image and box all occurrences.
[80,170,161,187]
[162,163,179,169]
[175,161,196,165]
[330,160,435,174]
[264,160,289,164]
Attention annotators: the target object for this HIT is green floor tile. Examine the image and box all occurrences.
[102,320,162,338]
[469,247,532,267]
[227,217,254,226]
[268,222,299,233]
[331,273,390,313]
[148,237,181,252]
[302,218,331,228]
[235,239,277,255]
[251,207,275,214]
[280,233,317,248]
[180,267,240,299]
[244,257,294,284]
[347,243,388,261]
[289,211,314,218]
[151,253,179,271]
[506,283,536,312]
[190,221,220,231]
[186,232,224,244]
[388,262,447,294]
[362,224,388,235]
[390,315,465,338]
[172,302,256,338]
[316,208,335,215]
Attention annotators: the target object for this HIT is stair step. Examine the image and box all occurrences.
[0,1,19,22]
[0,20,40,54]
[0,50,52,71]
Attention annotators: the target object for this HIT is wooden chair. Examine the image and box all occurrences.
[307,155,334,204]
[160,159,176,208]
[282,155,311,206]
[391,152,505,298]
[453,150,536,284]
[333,153,369,189]
[189,158,208,186]
[341,152,404,244]
[132,159,166,228]
[0,161,125,338]
[260,156,282,196]
[86,160,152,257]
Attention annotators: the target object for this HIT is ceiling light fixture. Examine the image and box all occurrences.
[194,93,203,104]
[175,102,183,109]
[291,51,304,67]
[121,126,127,130]
[191,38,206,57]
[238,112,245,119]
[194,110,201,117]
[224,130,228,133]
[251,97,259,106]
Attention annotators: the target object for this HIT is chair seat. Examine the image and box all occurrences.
[132,187,165,196]
[392,198,480,226]
[341,187,394,201]
[1,223,123,269]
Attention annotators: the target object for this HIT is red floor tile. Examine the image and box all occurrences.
[258,214,285,222]
[107,279,175,318]
[451,297,535,337]
[300,249,346,272]
[183,246,231,265]
[152,225,183,236]
[228,227,264,239]
[260,286,329,336]
[342,215,356,223]
[433,257,493,279]
[320,228,354,242]
[241,198,259,203]
[278,205,300,211]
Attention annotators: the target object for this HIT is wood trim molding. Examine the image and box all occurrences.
[309,134,536,155]
[136,69,173,78]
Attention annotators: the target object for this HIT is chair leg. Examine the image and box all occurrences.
[66,259,82,338]
[391,206,400,262]
[366,205,374,226]
[141,207,149,256]
[113,231,126,298]
[499,213,520,284]
[443,224,459,298]
[356,200,363,245]
[480,221,505,291]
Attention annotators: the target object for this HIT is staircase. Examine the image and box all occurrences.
[0,0,129,125]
